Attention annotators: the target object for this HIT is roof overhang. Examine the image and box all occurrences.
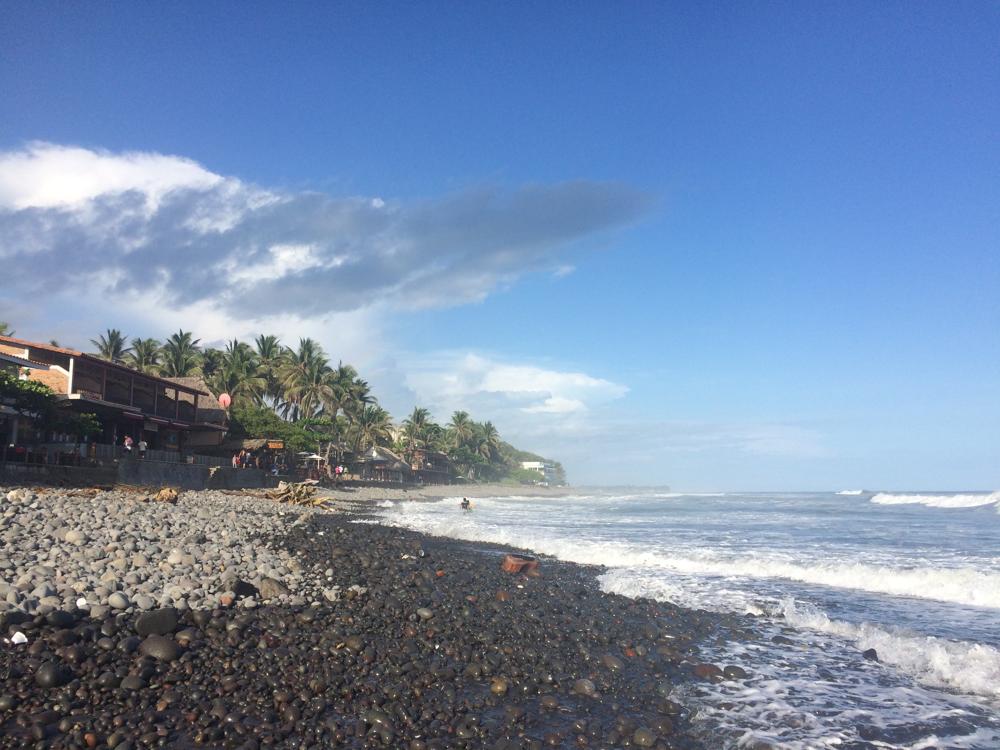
[0,352,49,370]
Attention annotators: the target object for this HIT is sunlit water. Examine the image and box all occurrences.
[374,490,1000,749]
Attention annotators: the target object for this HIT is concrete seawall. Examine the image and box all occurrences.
[116,459,270,490]
[1,459,272,490]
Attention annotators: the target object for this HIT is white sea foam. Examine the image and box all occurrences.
[378,491,1000,748]
[871,491,1000,508]
[837,489,865,495]
[599,570,1000,699]
[778,599,1000,699]
[385,502,1000,609]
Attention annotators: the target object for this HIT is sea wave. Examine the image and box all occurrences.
[382,503,1000,609]
[837,490,865,495]
[871,492,999,509]
[778,599,1000,699]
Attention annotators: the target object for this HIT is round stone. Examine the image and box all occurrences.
[135,608,179,637]
[633,728,657,747]
[601,653,625,672]
[138,634,181,662]
[416,607,434,620]
[573,678,597,697]
[35,662,73,688]
[107,592,130,610]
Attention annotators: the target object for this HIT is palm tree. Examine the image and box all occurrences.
[342,375,375,422]
[90,329,131,363]
[124,337,162,374]
[402,407,433,457]
[350,405,393,453]
[205,339,266,405]
[479,421,502,461]
[0,322,13,336]
[448,411,474,449]
[159,330,201,377]
[254,334,285,405]
[200,348,224,380]
[277,338,332,420]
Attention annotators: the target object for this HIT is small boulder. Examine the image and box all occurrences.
[35,662,74,688]
[138,634,181,662]
[107,592,130,610]
[258,577,289,599]
[135,608,178,637]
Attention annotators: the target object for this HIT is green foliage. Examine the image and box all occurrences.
[0,371,100,439]
[0,321,14,336]
[159,330,201,377]
[228,403,328,454]
[124,337,162,374]
[90,328,130,362]
[79,324,566,483]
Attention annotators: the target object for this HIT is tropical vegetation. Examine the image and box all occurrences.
[7,321,564,483]
[0,370,100,440]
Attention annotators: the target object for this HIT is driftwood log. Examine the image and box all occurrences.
[266,481,327,507]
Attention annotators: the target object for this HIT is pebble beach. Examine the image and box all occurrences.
[0,484,751,749]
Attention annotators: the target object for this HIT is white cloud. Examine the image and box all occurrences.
[401,352,628,421]
[0,141,222,211]
[0,142,649,320]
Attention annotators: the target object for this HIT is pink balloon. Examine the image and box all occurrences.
[218,393,232,409]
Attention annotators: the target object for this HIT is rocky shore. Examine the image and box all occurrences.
[0,486,750,749]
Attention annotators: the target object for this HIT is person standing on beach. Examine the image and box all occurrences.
[137,438,147,459]
[123,435,133,456]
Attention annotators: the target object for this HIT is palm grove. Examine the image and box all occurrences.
[85,328,563,483]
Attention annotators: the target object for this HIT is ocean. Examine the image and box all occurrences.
[374,489,1000,749]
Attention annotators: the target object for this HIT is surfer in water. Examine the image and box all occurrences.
[460,497,471,511]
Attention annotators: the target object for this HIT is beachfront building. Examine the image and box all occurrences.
[0,348,51,450]
[410,448,453,484]
[0,335,225,458]
[521,460,558,484]
[352,445,411,483]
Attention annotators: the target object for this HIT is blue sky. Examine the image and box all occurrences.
[1,2,997,489]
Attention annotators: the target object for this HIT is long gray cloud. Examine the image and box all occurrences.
[0,143,650,316]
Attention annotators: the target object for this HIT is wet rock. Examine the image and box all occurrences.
[633,727,658,747]
[723,664,749,679]
[573,678,597,697]
[693,662,724,681]
[601,653,625,672]
[863,648,879,662]
[138,634,181,662]
[135,608,178,636]
[35,661,73,688]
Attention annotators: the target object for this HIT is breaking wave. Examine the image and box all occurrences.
[778,599,1000,699]
[383,500,1000,609]
[871,492,1000,509]
[837,489,865,495]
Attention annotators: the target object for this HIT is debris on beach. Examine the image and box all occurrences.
[151,487,180,503]
[501,552,540,575]
[266,480,327,506]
